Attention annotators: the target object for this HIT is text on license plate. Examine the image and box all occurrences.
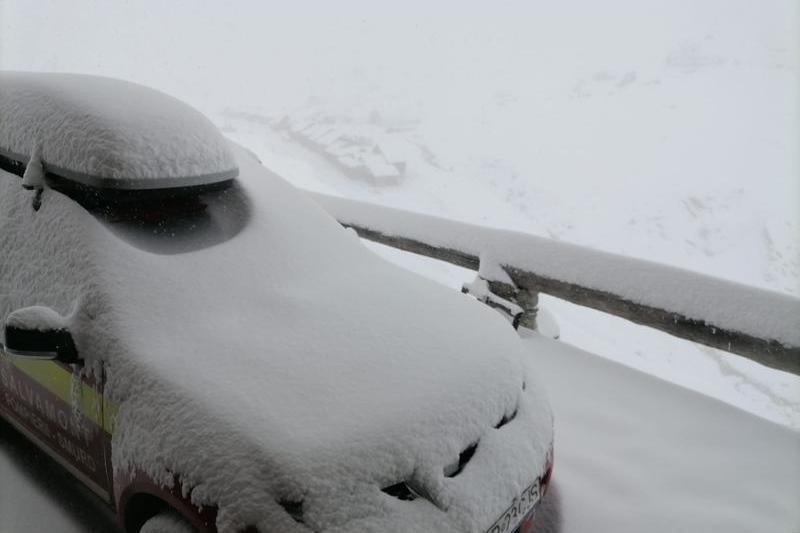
[485,477,542,533]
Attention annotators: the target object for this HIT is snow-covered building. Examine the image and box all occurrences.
[274,111,411,184]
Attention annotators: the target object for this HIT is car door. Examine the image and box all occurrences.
[0,355,112,501]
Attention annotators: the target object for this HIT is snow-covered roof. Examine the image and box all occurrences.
[0,144,551,532]
[365,155,401,179]
[0,72,238,190]
[374,137,409,165]
[337,154,365,170]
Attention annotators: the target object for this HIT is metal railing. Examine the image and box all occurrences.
[308,191,800,376]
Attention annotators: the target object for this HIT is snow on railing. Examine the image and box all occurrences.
[309,192,800,376]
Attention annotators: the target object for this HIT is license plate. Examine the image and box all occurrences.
[485,478,542,533]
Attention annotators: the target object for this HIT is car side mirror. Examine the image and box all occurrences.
[1,306,80,364]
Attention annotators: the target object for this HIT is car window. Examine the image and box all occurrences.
[91,183,251,255]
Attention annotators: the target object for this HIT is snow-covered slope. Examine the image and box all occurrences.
[216,48,798,297]
[215,68,800,424]
[200,0,800,428]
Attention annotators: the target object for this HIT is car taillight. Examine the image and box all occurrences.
[518,454,554,533]
[517,510,537,533]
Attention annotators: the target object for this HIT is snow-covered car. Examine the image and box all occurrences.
[0,72,554,533]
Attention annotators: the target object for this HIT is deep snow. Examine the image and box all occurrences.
[201,0,800,426]
[0,72,238,189]
[3,331,797,533]
[0,0,797,528]
[0,144,552,532]
[309,192,800,350]
[1,0,796,427]
[524,334,800,533]
[366,238,800,429]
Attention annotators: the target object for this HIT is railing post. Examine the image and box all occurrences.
[481,279,539,332]
[513,287,539,331]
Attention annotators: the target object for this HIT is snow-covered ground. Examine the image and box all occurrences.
[524,333,800,533]
[0,419,119,532]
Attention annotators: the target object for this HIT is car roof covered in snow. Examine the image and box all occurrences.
[0,71,238,190]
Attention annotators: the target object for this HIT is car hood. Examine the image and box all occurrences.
[8,146,553,532]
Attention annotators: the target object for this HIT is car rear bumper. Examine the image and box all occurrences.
[510,449,554,533]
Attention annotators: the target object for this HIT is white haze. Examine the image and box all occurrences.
[1,0,798,426]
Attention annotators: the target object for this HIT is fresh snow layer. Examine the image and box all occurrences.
[0,72,237,189]
[309,193,800,350]
[523,334,800,533]
[0,146,552,532]
[3,334,798,533]
[366,240,800,429]
[4,305,69,332]
[5,0,793,426]
[162,0,798,426]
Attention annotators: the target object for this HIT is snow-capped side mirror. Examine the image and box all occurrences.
[1,306,79,363]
